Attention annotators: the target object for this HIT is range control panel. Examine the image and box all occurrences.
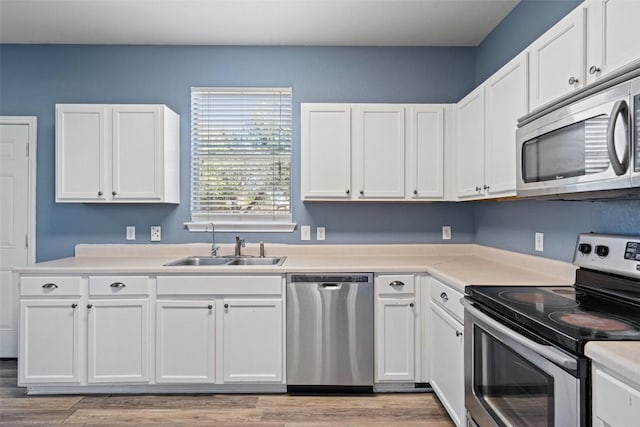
[574,233,640,278]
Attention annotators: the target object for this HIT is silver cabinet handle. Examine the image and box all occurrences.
[110,282,126,288]
[440,292,448,301]
[389,281,405,287]
[483,185,489,190]
[475,186,481,191]
[42,283,58,289]
[456,331,463,337]
[606,99,630,176]
[568,76,579,85]
[589,65,601,75]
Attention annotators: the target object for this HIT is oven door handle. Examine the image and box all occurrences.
[461,299,577,370]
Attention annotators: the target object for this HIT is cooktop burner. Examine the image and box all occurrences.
[548,311,640,334]
[499,289,579,308]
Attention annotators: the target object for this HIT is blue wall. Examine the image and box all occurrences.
[0,45,477,261]
[473,0,640,262]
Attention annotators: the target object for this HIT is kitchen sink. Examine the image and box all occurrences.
[164,256,286,266]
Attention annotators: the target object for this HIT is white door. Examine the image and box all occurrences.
[87,299,149,383]
[354,105,405,199]
[156,300,215,383]
[430,304,465,427]
[19,299,81,384]
[529,6,585,110]
[301,104,352,199]
[0,118,35,357]
[586,0,640,84]
[375,298,415,382]
[56,105,107,201]
[455,87,485,199]
[484,53,528,197]
[406,106,444,199]
[112,106,162,200]
[222,299,283,383]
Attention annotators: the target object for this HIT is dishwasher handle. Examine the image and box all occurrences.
[320,283,342,289]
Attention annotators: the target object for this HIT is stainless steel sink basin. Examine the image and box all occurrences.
[164,256,286,266]
[164,256,232,266]
[225,257,286,266]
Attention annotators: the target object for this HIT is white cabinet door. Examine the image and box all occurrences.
[455,87,485,199]
[406,106,444,199]
[586,0,640,84]
[484,53,528,197]
[375,297,415,382]
[354,105,405,199]
[55,105,107,201]
[529,6,585,110]
[593,365,640,427]
[222,299,283,383]
[19,300,81,384]
[87,299,149,383]
[112,106,162,200]
[430,304,464,427]
[301,104,352,199]
[156,300,216,383]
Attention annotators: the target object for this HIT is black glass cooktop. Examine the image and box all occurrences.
[466,279,640,354]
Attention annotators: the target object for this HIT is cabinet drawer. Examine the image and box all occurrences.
[157,276,282,296]
[431,277,464,322]
[594,367,640,426]
[21,276,82,297]
[89,276,149,296]
[375,274,415,296]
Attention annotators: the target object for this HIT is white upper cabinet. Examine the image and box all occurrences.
[455,86,485,200]
[56,104,180,203]
[586,0,640,84]
[300,104,352,199]
[484,53,528,197]
[406,105,445,199]
[528,6,586,110]
[353,105,406,199]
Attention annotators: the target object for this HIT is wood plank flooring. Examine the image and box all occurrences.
[0,359,454,426]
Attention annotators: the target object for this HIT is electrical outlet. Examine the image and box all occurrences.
[301,225,311,241]
[442,226,452,240]
[317,227,326,241]
[151,225,162,242]
[535,232,544,252]
[126,226,136,241]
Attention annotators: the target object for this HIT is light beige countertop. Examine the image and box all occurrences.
[14,243,576,293]
[585,341,640,386]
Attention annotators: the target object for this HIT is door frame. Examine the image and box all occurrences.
[0,116,37,263]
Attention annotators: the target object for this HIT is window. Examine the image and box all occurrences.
[187,87,294,232]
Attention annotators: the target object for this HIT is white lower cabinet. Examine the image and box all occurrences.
[376,298,415,382]
[430,278,465,427]
[19,299,81,384]
[592,364,640,427]
[155,300,216,383]
[222,298,283,383]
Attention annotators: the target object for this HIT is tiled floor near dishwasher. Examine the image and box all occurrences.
[0,359,454,426]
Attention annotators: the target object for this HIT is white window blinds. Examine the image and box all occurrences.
[191,87,292,223]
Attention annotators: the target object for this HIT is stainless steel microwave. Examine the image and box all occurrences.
[516,68,640,199]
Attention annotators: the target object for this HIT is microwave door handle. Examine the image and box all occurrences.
[607,99,630,176]
[461,299,577,370]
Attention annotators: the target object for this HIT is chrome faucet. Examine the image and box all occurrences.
[210,223,220,257]
[234,235,245,257]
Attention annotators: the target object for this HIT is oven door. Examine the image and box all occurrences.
[516,78,632,198]
[462,300,584,427]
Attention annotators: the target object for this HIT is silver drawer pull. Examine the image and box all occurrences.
[110,282,126,288]
[389,281,404,287]
[440,292,448,301]
[42,283,58,289]
[456,331,463,337]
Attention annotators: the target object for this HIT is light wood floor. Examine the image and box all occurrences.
[0,359,454,426]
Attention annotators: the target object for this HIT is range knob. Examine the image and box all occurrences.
[578,243,592,255]
[595,245,609,257]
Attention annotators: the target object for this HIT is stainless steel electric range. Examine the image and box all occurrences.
[463,233,640,427]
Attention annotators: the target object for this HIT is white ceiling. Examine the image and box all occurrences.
[0,0,519,46]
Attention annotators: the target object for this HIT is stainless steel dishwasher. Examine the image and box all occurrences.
[286,273,374,392]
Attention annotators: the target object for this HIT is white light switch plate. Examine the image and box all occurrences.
[301,225,311,241]
[442,226,451,240]
[151,225,162,242]
[126,226,136,241]
[535,232,544,252]
[317,227,326,241]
